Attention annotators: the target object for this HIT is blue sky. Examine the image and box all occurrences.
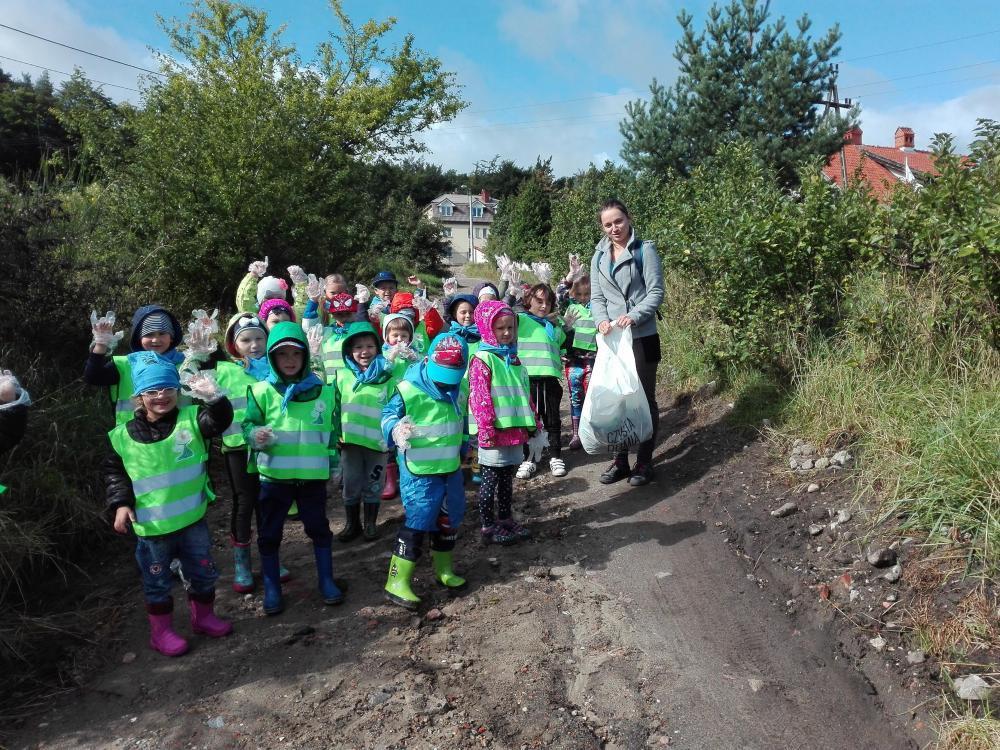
[2,0,998,175]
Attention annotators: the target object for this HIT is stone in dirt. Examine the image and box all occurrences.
[748,678,764,692]
[206,716,225,729]
[121,652,136,664]
[425,608,445,621]
[807,483,820,493]
[770,502,798,518]
[831,450,853,467]
[881,564,903,583]
[867,548,898,568]
[953,675,993,701]
[813,457,830,470]
[869,636,887,652]
[906,650,926,665]
[808,524,824,536]
[527,565,551,578]
[836,509,852,524]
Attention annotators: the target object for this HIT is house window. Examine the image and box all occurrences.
[471,204,484,218]
[438,204,453,217]
[474,227,489,239]
[441,227,452,237]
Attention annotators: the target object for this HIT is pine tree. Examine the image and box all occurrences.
[620,0,851,184]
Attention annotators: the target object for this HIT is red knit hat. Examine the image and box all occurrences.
[326,292,357,314]
[389,292,420,323]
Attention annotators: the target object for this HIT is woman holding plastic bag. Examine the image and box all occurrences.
[587,199,664,486]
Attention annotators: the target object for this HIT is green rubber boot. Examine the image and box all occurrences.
[384,555,421,610]
[431,550,467,590]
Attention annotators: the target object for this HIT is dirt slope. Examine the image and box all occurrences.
[7,389,923,750]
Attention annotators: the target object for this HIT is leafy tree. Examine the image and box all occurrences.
[620,0,849,183]
[53,71,135,181]
[0,70,69,179]
[468,157,534,199]
[484,167,553,262]
[83,0,463,312]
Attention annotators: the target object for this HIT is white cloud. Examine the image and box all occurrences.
[858,83,1000,152]
[0,0,158,102]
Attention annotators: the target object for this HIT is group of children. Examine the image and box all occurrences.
[82,255,597,657]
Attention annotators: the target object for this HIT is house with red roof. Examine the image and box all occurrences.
[822,126,953,202]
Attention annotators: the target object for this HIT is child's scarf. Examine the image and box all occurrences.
[267,368,323,413]
[477,341,518,366]
[449,320,481,343]
[524,312,556,341]
[244,355,270,381]
[346,353,392,390]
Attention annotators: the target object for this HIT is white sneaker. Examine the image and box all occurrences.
[516,460,537,479]
[549,457,567,477]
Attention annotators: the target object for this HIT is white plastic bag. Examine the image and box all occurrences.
[579,326,653,455]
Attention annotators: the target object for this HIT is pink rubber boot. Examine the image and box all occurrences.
[189,596,233,638]
[147,612,189,657]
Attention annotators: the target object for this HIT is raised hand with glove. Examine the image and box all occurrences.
[531,262,553,285]
[354,283,370,304]
[248,256,269,278]
[90,310,125,355]
[287,265,308,286]
[181,370,226,403]
[441,277,458,297]
[391,415,416,451]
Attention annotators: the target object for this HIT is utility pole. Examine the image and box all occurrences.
[467,185,476,263]
[816,64,852,116]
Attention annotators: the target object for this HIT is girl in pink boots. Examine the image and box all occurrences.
[104,354,234,656]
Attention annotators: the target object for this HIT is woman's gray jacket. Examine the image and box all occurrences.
[589,233,664,339]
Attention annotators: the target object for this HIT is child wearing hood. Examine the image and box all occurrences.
[241,322,344,615]
[236,257,309,320]
[103,354,234,656]
[85,305,187,425]
[469,301,539,544]
[379,313,421,500]
[562,275,597,450]
[381,333,470,610]
[385,292,445,353]
[446,295,483,484]
[331,322,394,542]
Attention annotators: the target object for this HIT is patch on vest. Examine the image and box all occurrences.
[311,400,327,425]
[174,428,194,461]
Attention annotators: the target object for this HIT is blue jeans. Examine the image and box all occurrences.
[135,519,218,606]
[257,479,332,555]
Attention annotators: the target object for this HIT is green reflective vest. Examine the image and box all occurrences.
[109,406,209,537]
[249,381,334,481]
[460,340,481,436]
[414,321,430,354]
[516,314,565,378]
[321,326,350,384]
[473,350,535,429]
[110,355,191,425]
[335,369,391,452]
[214,361,257,450]
[567,303,597,352]
[395,380,465,475]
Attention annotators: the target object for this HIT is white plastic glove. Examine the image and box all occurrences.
[392,416,415,451]
[568,253,583,280]
[307,324,324,358]
[183,309,219,358]
[507,265,522,288]
[181,371,225,403]
[442,277,458,297]
[412,295,436,315]
[368,299,388,319]
[306,273,323,302]
[527,430,549,462]
[248,256,269,278]
[496,253,512,278]
[531,261,553,285]
[251,426,275,449]
[354,283,370,304]
[287,265,308,285]
[563,307,580,330]
[90,310,124,350]
[508,281,524,301]
[386,342,419,364]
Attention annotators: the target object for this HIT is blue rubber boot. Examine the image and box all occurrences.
[232,542,254,593]
[260,553,284,615]
[313,546,344,605]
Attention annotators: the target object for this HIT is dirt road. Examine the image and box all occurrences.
[9,385,918,750]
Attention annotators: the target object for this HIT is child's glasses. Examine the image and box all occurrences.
[140,387,178,398]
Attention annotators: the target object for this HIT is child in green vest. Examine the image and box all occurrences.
[304,290,360,383]
[0,369,30,496]
[381,333,470,610]
[512,283,568,479]
[332,323,393,542]
[380,314,420,499]
[241,322,343,615]
[104,353,234,657]
[445,295,483,484]
[562,274,597,450]
[469,301,539,544]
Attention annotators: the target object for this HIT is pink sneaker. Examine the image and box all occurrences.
[148,613,189,657]
[189,599,233,638]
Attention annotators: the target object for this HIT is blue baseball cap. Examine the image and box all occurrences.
[372,271,398,288]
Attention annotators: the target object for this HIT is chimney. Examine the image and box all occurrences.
[479,189,491,204]
[895,126,914,150]
[843,126,863,146]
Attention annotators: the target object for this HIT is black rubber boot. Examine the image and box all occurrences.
[363,503,380,541]
[337,504,362,542]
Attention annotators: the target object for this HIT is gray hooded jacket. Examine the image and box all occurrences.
[589,232,664,339]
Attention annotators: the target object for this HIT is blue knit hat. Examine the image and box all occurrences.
[128,351,181,397]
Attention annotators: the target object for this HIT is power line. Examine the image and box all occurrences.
[856,70,1000,101]
[842,58,1000,91]
[0,22,166,78]
[837,28,1000,64]
[465,92,635,116]
[432,111,626,134]
[0,54,141,93]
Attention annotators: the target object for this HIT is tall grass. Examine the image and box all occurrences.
[782,272,1000,569]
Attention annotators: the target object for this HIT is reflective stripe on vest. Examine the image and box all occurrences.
[249,381,334,481]
[568,303,597,352]
[473,351,535,429]
[335,369,391,451]
[214,361,258,449]
[462,341,480,435]
[108,406,209,537]
[321,328,348,383]
[395,380,464,475]
[516,315,563,378]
